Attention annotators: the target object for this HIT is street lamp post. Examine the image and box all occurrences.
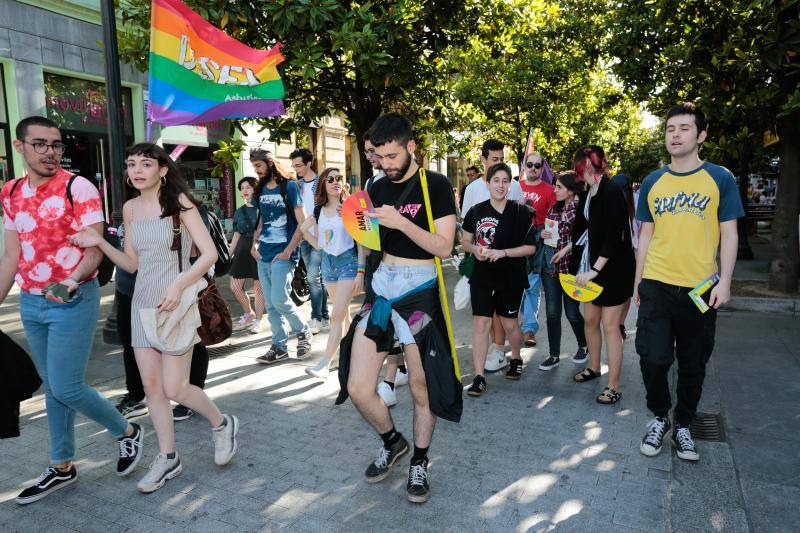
[100,0,127,345]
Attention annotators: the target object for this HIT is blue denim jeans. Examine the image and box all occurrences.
[19,279,128,463]
[257,258,309,350]
[541,273,587,356]
[521,271,542,335]
[299,241,329,320]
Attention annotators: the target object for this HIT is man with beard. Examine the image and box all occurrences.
[519,152,557,349]
[1,116,143,504]
[250,149,312,363]
[338,114,459,503]
[364,134,410,408]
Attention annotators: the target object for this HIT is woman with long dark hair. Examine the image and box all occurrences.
[570,146,635,405]
[228,176,265,333]
[70,143,238,493]
[537,171,588,371]
[300,167,364,378]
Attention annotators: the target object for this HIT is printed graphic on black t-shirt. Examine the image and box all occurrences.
[370,169,457,260]
[462,199,536,289]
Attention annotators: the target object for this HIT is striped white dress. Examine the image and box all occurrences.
[130,217,194,348]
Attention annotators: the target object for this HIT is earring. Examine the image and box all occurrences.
[160,176,167,186]
[126,177,133,186]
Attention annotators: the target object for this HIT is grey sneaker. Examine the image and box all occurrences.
[296,332,313,359]
[137,453,182,493]
[212,414,239,466]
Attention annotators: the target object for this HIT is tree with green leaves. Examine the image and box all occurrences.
[118,0,480,183]
[607,0,800,292]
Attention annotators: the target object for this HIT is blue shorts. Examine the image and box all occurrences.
[321,247,358,283]
[357,262,437,346]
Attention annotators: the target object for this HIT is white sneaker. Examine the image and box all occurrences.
[212,414,239,466]
[394,368,409,386]
[377,382,397,407]
[308,319,322,335]
[305,359,330,379]
[250,317,265,334]
[320,318,331,330]
[233,313,256,331]
[137,453,182,493]
[484,345,508,372]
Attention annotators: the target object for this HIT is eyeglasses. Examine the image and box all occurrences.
[526,162,543,169]
[326,175,344,183]
[25,141,66,155]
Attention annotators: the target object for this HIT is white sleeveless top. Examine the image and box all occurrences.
[317,208,355,256]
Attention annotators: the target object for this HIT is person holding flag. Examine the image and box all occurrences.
[335,114,461,504]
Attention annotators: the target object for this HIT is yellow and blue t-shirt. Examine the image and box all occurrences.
[637,162,744,288]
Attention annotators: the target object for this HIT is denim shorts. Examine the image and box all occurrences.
[357,262,437,346]
[321,246,358,283]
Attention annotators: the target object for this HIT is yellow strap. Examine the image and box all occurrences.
[418,168,461,381]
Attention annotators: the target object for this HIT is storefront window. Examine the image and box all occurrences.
[44,72,134,135]
[0,64,14,185]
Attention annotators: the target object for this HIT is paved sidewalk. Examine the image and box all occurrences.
[0,266,797,532]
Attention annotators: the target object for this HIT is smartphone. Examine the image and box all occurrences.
[43,282,75,303]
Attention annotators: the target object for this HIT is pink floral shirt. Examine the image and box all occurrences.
[1,168,104,294]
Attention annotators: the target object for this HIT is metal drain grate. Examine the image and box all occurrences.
[690,412,726,441]
[207,343,236,358]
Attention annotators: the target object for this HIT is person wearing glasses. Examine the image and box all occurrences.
[519,153,557,350]
[291,148,330,335]
[1,116,144,504]
[300,168,364,378]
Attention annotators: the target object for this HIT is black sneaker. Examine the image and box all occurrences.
[117,422,144,476]
[673,425,700,461]
[172,405,194,421]
[406,458,430,503]
[466,375,487,397]
[16,465,78,505]
[640,416,671,457]
[115,395,148,419]
[572,346,588,364]
[296,332,313,359]
[505,358,522,380]
[256,345,289,364]
[539,356,560,371]
[364,434,410,483]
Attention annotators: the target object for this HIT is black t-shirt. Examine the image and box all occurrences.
[370,169,457,260]
[462,199,536,289]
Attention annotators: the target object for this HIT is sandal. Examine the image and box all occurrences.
[573,367,601,383]
[596,387,622,404]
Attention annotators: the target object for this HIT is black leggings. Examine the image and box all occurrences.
[116,291,208,401]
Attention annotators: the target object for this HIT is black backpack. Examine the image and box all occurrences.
[10,176,118,286]
[198,206,232,277]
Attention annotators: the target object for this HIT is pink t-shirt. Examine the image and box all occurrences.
[1,168,104,294]
[520,180,556,227]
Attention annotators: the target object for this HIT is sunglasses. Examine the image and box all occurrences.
[326,175,344,183]
[526,162,543,169]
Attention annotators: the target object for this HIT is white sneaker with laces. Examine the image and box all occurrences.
[308,319,322,334]
[250,317,265,334]
[320,318,331,330]
[484,344,508,372]
[212,414,239,466]
[233,313,255,331]
[137,453,182,493]
[377,382,397,407]
[394,369,409,386]
[305,359,330,378]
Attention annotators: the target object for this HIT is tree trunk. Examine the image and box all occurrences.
[736,140,754,260]
[768,115,800,293]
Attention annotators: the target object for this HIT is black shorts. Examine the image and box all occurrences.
[470,282,524,318]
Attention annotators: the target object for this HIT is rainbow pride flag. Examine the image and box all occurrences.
[148,0,285,126]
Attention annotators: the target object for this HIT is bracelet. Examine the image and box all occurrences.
[356,263,365,269]
[356,267,365,275]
